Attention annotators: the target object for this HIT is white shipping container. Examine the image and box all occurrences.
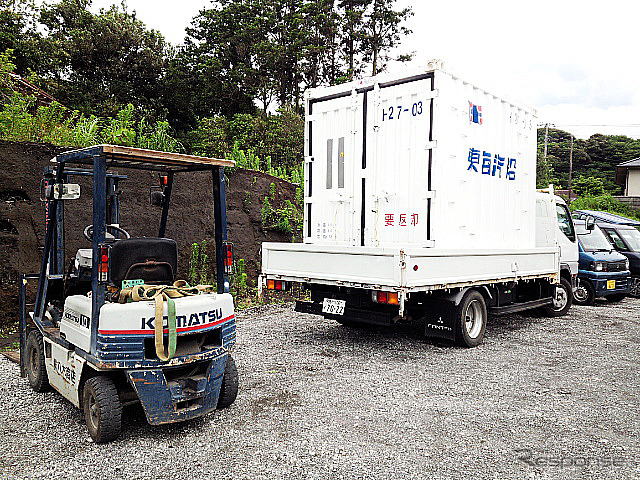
[303,63,537,250]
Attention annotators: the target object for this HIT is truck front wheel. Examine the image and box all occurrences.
[82,376,122,443]
[454,290,487,348]
[541,277,572,317]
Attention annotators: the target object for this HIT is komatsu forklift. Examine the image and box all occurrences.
[19,145,238,442]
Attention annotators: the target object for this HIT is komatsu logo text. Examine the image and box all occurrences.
[63,309,90,329]
[140,308,225,330]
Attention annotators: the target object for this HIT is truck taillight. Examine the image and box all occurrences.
[98,245,110,283]
[372,290,398,305]
[266,279,287,291]
[223,242,233,275]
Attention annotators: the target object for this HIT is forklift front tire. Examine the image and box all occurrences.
[26,330,50,392]
[83,376,122,443]
[216,354,238,409]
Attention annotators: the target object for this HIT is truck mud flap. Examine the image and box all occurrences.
[423,301,456,342]
[295,300,393,325]
[125,355,227,425]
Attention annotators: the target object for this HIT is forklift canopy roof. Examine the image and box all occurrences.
[54,144,235,172]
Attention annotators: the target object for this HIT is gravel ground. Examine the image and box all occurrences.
[1,299,639,480]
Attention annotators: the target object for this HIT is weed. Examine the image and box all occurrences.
[1,341,19,352]
[188,242,200,286]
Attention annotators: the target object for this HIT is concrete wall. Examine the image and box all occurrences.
[614,196,640,209]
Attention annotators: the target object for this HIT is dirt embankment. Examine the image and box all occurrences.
[0,140,297,327]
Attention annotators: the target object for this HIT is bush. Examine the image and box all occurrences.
[569,194,640,221]
[572,176,605,197]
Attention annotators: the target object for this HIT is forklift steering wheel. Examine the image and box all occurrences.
[83,224,131,242]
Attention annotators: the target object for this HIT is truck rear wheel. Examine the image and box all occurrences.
[573,280,595,306]
[454,290,487,347]
[216,354,238,409]
[83,376,122,443]
[26,330,50,392]
[540,277,572,317]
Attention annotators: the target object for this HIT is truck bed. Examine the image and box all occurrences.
[261,243,560,292]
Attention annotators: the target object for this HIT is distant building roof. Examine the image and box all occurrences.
[8,73,61,109]
[615,157,640,185]
[617,157,640,168]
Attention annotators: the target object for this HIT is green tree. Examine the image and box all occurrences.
[337,0,369,80]
[572,176,605,197]
[164,0,265,129]
[300,0,340,87]
[0,48,16,99]
[39,0,169,118]
[537,127,640,194]
[0,0,53,75]
[360,0,413,75]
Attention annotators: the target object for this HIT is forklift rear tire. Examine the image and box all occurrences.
[216,354,238,409]
[26,330,50,392]
[83,376,122,443]
[454,290,487,348]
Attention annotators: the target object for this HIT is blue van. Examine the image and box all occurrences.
[573,220,630,305]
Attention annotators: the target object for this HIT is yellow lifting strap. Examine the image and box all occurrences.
[118,280,215,361]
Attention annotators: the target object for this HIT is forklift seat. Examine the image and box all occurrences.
[109,237,178,286]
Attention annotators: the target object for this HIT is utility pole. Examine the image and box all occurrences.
[568,134,574,203]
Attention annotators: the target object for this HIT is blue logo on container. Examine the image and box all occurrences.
[469,102,482,124]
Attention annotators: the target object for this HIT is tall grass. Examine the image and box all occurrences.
[0,93,183,152]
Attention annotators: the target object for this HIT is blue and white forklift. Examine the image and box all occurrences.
[19,145,238,442]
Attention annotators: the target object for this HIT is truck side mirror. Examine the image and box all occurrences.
[586,216,595,231]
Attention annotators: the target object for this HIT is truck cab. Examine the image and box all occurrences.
[573,220,630,305]
[535,191,579,300]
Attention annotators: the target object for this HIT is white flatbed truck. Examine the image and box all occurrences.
[260,63,578,346]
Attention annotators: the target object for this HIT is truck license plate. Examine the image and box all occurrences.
[607,280,616,290]
[322,298,346,316]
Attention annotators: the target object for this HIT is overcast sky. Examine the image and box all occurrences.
[84,0,639,139]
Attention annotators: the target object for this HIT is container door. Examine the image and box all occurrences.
[304,93,360,245]
[363,77,434,247]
